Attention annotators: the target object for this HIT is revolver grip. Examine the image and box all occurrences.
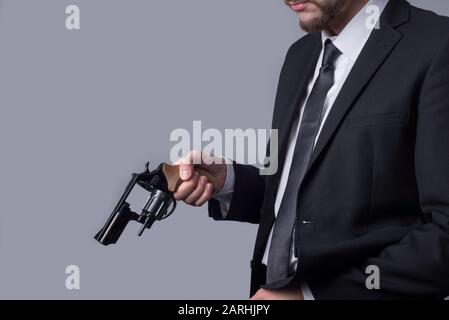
[162,164,219,193]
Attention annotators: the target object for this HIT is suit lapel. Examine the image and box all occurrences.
[276,35,322,165]
[305,0,411,174]
[306,27,401,171]
[270,34,321,199]
[253,35,322,262]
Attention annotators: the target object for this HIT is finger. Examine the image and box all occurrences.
[173,172,199,200]
[195,183,214,207]
[174,150,201,180]
[185,176,208,205]
[179,163,194,181]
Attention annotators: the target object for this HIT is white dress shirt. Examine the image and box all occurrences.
[214,0,389,299]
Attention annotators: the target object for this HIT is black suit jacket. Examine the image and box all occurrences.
[209,0,449,299]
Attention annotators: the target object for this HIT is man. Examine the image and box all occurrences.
[174,0,449,299]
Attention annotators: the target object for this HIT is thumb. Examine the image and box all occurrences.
[179,163,194,181]
[175,150,202,180]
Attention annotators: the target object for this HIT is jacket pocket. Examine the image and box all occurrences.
[347,113,408,129]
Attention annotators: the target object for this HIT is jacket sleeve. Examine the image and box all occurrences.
[208,163,265,224]
[309,35,449,300]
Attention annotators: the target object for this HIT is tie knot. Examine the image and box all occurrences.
[321,39,342,69]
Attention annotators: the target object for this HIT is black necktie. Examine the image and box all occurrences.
[266,39,342,285]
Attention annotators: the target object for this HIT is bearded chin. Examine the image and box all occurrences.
[299,16,331,33]
[297,0,346,33]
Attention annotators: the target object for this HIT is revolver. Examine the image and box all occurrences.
[95,162,217,245]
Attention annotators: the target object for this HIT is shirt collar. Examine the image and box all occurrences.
[321,0,389,61]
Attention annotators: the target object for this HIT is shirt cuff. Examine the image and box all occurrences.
[211,163,235,218]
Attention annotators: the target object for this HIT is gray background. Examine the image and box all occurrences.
[0,0,447,299]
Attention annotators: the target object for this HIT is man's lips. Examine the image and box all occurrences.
[290,0,309,12]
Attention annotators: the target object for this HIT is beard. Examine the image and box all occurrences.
[284,0,347,33]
